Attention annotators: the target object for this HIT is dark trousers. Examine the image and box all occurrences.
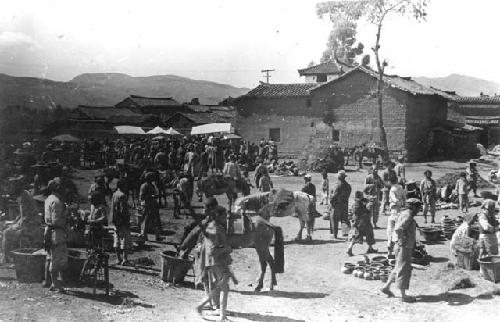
[330,207,349,237]
[140,203,161,237]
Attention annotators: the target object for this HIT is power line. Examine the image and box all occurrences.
[261,69,275,83]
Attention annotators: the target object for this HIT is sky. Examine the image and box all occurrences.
[0,0,500,89]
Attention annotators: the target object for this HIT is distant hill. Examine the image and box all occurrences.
[414,74,500,96]
[0,73,250,109]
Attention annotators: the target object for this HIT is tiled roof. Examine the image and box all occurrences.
[74,105,156,125]
[313,66,454,99]
[452,96,500,105]
[128,95,180,107]
[167,112,232,125]
[298,61,347,76]
[242,83,319,98]
[186,104,212,113]
[76,105,139,120]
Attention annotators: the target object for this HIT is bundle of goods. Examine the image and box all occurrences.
[340,256,394,283]
[273,161,299,177]
[412,242,432,266]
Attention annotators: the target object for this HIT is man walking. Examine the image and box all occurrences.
[346,191,377,256]
[380,198,420,303]
[43,178,68,292]
[387,176,406,258]
[196,205,233,322]
[330,170,351,239]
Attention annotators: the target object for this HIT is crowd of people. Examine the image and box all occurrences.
[1,135,499,316]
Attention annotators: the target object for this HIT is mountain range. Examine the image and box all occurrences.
[414,74,500,96]
[0,72,499,111]
[0,73,250,110]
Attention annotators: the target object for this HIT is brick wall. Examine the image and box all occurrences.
[235,113,328,156]
[331,94,407,152]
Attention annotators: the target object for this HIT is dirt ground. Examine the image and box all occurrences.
[1,158,500,322]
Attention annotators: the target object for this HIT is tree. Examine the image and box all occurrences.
[320,16,364,65]
[317,0,428,159]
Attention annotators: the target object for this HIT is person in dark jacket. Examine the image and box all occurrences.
[330,170,351,239]
[346,191,377,256]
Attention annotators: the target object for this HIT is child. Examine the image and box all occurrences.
[259,173,273,192]
[455,172,469,213]
[320,170,329,205]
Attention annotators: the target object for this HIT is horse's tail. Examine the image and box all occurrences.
[272,226,284,273]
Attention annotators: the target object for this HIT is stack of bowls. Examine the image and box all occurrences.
[441,215,456,239]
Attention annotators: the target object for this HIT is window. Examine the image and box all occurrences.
[332,129,340,142]
[316,74,327,82]
[306,99,312,107]
[269,128,281,142]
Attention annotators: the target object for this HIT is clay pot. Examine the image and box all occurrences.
[370,262,384,269]
[341,266,350,274]
[371,256,388,265]
[363,271,373,280]
[372,270,380,280]
[380,274,389,283]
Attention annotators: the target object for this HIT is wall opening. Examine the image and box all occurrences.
[332,129,340,142]
[269,128,281,142]
[317,74,327,82]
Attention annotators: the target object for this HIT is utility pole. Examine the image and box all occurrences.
[261,69,275,83]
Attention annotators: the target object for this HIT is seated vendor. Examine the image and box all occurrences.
[450,213,480,261]
[2,184,43,263]
[478,199,499,257]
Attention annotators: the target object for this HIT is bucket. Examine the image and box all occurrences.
[67,248,88,281]
[478,255,500,283]
[11,248,46,283]
[160,250,192,284]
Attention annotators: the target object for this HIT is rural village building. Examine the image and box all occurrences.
[235,64,479,162]
[115,95,188,121]
[448,96,500,148]
[45,105,160,137]
[297,60,350,83]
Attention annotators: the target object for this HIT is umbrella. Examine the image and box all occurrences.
[51,134,81,142]
[114,126,146,135]
[147,126,168,135]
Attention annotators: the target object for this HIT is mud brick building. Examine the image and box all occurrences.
[448,96,500,148]
[235,65,464,161]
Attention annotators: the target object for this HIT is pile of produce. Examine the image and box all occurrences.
[436,172,494,189]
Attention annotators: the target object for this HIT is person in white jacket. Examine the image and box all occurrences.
[387,177,406,258]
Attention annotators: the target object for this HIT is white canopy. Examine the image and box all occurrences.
[114,126,146,135]
[191,123,233,135]
[147,126,168,135]
[165,127,181,135]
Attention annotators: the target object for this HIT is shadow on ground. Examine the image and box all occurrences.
[67,289,154,307]
[236,289,328,299]
[228,311,306,322]
[417,292,474,306]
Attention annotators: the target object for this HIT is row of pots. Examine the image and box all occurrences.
[341,257,394,283]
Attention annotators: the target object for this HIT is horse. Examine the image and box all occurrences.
[233,188,315,241]
[178,202,284,292]
[196,174,250,210]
